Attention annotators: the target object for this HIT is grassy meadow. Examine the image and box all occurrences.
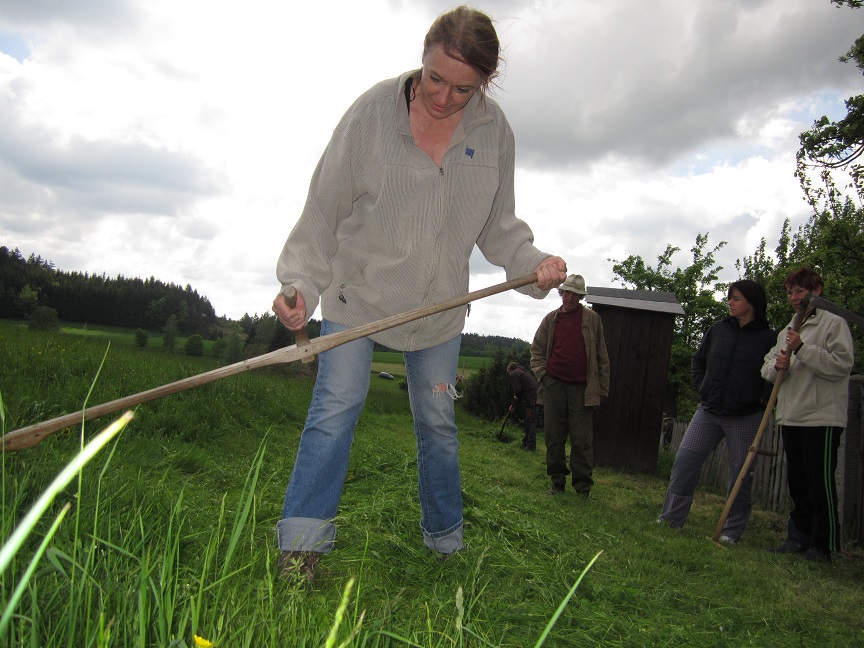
[60,322,219,355]
[370,351,490,380]
[2,320,864,646]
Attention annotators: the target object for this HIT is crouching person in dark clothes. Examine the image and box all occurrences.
[763,267,854,563]
[657,280,776,543]
[506,362,540,450]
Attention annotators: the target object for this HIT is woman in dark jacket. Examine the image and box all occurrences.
[657,280,776,543]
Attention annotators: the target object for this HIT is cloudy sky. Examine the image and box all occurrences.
[1,0,860,342]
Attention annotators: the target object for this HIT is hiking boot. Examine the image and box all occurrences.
[278,550,320,582]
[546,484,565,495]
[801,547,831,563]
[766,539,807,554]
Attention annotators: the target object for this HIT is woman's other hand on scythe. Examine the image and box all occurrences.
[534,256,567,290]
[273,287,307,331]
[774,328,802,372]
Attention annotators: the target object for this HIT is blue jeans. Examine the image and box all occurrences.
[277,320,464,555]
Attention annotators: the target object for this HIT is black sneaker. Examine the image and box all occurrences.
[801,547,831,563]
[546,484,565,495]
[766,539,807,554]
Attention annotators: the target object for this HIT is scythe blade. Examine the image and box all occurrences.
[805,293,864,328]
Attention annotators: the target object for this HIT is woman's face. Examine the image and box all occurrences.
[417,44,482,120]
[786,284,821,311]
[727,288,754,322]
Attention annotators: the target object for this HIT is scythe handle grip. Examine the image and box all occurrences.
[282,286,314,363]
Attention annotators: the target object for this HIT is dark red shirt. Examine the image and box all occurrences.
[546,306,587,384]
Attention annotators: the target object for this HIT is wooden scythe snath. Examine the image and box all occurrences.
[2,274,539,453]
[710,299,816,546]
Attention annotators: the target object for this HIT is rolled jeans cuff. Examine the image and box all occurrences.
[277,517,336,554]
[422,519,464,554]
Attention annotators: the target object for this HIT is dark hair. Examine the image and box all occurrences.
[423,6,501,94]
[783,267,824,293]
[506,361,518,373]
[728,279,768,324]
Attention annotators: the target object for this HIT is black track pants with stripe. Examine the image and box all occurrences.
[780,424,843,553]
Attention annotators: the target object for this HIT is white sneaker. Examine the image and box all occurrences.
[718,535,737,545]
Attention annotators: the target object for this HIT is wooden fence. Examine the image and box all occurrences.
[663,376,864,544]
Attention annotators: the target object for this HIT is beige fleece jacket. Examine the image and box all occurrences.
[276,71,551,351]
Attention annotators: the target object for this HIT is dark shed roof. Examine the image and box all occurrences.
[586,287,685,316]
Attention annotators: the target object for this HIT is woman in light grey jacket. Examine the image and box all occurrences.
[271,6,566,580]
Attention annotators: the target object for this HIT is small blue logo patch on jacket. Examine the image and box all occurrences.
[465,147,475,159]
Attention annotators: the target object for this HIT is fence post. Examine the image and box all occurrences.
[843,376,864,544]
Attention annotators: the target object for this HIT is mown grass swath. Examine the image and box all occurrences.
[2,320,864,646]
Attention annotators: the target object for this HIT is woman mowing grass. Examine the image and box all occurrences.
[271,6,567,580]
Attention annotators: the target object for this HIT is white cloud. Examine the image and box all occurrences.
[0,0,860,340]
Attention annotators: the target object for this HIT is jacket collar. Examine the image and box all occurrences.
[723,315,769,330]
[553,303,583,321]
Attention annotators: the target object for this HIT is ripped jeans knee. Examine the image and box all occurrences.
[432,382,461,399]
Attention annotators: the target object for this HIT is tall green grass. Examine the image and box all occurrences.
[2,321,864,646]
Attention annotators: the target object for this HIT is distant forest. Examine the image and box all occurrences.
[0,246,530,355]
[0,246,221,337]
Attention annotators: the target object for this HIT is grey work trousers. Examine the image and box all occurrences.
[658,404,762,540]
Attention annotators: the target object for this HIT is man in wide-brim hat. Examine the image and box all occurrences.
[530,274,610,497]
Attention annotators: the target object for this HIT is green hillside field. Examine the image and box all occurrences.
[2,320,863,647]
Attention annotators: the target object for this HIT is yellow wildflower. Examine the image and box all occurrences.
[194,635,214,647]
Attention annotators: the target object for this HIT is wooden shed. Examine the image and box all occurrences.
[586,287,684,473]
